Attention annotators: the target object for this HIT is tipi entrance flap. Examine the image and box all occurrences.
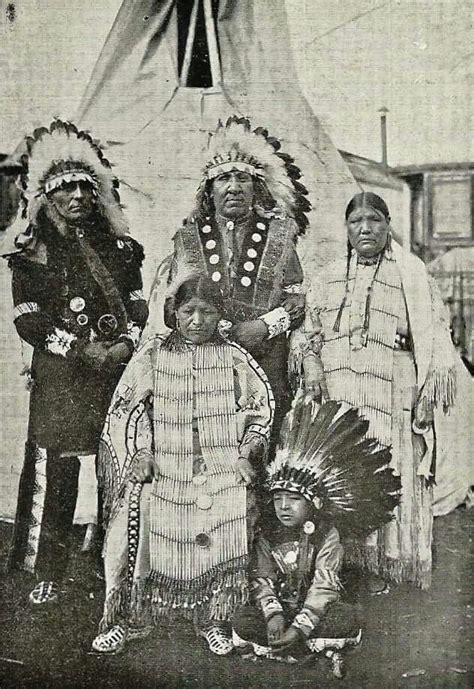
[178,0,221,88]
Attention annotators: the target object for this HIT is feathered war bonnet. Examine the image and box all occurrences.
[267,398,401,537]
[198,116,311,235]
[17,119,128,236]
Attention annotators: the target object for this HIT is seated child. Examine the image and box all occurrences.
[233,398,401,673]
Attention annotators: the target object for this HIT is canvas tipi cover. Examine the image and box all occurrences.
[77,0,360,298]
[0,0,360,519]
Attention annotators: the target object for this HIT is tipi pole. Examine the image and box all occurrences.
[203,0,222,86]
[180,0,199,87]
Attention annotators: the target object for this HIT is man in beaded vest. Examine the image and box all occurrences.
[166,116,311,451]
[4,120,148,605]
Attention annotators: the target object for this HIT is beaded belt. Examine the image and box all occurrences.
[394,333,412,352]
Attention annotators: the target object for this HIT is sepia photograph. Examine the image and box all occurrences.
[0,1,472,687]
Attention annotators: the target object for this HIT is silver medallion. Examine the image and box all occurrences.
[69,297,85,313]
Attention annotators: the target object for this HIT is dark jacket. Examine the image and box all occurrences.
[9,213,148,453]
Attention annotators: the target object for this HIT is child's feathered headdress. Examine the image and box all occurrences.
[199,116,311,234]
[267,398,401,536]
[17,119,128,236]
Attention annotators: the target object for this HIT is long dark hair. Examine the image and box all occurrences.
[345,191,391,221]
[166,275,226,330]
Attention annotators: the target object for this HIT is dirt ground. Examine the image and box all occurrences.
[0,508,472,689]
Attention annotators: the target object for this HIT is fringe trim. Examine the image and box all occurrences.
[345,540,432,590]
[288,347,304,382]
[420,366,456,410]
[100,559,249,631]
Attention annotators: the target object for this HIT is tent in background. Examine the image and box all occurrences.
[77,0,360,307]
[0,0,360,520]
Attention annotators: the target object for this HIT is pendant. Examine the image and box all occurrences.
[195,494,213,510]
[69,297,85,313]
[195,533,211,548]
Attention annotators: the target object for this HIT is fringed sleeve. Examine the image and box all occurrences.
[231,342,275,461]
[418,276,457,412]
[288,278,326,387]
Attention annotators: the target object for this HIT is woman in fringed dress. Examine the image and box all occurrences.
[292,192,457,590]
[92,275,274,655]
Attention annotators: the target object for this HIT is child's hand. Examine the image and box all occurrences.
[269,626,300,650]
[266,614,286,644]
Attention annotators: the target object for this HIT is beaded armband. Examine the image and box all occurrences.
[13,301,40,321]
[259,307,291,339]
[261,595,284,621]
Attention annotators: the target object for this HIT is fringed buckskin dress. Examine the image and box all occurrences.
[97,332,274,631]
[294,242,457,589]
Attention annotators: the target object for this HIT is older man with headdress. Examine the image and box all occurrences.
[4,120,148,605]
[159,116,310,452]
[294,192,457,590]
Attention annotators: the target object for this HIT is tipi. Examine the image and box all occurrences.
[0,0,360,520]
[77,0,360,302]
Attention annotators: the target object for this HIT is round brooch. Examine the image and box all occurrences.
[195,533,211,548]
[98,313,118,335]
[303,521,315,535]
[77,314,89,326]
[69,297,85,313]
[283,551,297,565]
[196,494,213,510]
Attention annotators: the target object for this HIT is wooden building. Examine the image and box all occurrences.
[395,162,474,365]
[394,162,474,262]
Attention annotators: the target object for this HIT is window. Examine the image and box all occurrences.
[431,174,473,240]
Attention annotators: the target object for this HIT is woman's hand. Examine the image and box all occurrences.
[130,451,158,483]
[269,626,300,650]
[266,614,286,644]
[234,457,256,486]
[414,395,434,430]
[303,354,328,402]
[232,320,268,351]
